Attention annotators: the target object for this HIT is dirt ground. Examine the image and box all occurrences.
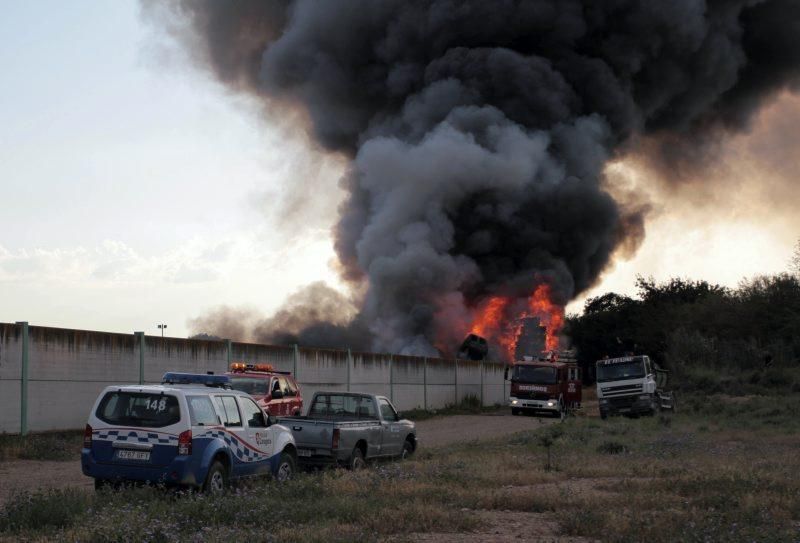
[394,509,595,543]
[0,411,557,505]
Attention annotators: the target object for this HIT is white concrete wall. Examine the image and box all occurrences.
[0,322,509,433]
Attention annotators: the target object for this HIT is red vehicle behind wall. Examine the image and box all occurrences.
[225,363,304,416]
[505,359,582,418]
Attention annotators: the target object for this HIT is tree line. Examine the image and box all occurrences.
[566,241,800,392]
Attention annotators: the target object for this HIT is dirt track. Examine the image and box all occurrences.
[0,412,555,504]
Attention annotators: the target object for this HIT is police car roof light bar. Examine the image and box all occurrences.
[161,372,231,388]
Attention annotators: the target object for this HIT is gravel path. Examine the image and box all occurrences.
[416,412,557,448]
[0,412,555,504]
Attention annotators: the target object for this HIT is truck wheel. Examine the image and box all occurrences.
[600,411,608,420]
[275,451,296,483]
[511,408,521,416]
[401,439,414,460]
[203,461,228,494]
[349,447,366,470]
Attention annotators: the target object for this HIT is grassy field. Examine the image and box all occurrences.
[1,394,799,542]
[0,431,82,462]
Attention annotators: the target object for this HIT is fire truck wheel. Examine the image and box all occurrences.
[349,447,367,470]
[203,461,228,494]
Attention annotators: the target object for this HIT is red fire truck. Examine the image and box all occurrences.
[225,363,304,416]
[505,354,582,418]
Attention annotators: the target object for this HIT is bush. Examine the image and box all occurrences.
[596,441,627,455]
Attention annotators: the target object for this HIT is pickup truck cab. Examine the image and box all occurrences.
[226,363,303,417]
[277,392,416,469]
[81,373,297,492]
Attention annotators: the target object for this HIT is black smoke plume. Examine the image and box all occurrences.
[152,0,800,356]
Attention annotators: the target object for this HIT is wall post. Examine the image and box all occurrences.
[346,348,352,392]
[16,322,29,436]
[423,357,428,411]
[134,331,145,385]
[389,355,394,402]
[454,360,458,406]
[480,361,484,407]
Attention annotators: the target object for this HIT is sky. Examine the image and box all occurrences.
[1,2,797,337]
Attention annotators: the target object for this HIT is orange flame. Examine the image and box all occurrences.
[468,284,564,361]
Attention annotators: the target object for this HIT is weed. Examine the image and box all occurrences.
[596,441,627,454]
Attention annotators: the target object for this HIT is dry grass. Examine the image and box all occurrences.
[1,394,799,541]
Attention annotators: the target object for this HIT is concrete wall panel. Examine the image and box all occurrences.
[0,381,21,433]
[0,322,509,433]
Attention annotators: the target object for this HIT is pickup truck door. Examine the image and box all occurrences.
[377,397,403,456]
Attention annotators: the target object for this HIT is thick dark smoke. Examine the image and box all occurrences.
[151,0,800,355]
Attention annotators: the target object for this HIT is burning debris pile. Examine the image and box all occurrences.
[155,0,800,360]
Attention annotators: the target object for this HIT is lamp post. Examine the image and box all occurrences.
[157,324,167,337]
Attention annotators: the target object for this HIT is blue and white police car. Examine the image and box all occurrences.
[81,372,297,492]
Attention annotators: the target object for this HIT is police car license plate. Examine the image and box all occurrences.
[297,449,312,457]
[116,450,150,461]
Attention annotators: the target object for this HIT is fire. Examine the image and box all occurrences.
[527,284,564,352]
[468,284,564,361]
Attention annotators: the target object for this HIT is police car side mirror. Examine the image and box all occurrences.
[267,414,278,427]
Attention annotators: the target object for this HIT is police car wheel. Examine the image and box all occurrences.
[276,452,295,483]
[203,461,228,494]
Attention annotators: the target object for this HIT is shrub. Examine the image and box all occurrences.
[596,441,627,455]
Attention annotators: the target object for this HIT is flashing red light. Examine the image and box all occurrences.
[230,362,275,372]
[83,424,92,449]
[178,429,192,455]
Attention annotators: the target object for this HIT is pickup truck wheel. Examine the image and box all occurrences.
[401,440,414,460]
[349,447,366,470]
[275,451,296,483]
[511,408,521,416]
[203,461,228,494]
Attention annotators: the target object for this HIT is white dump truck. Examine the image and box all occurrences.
[595,355,675,419]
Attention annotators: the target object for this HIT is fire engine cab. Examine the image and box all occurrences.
[226,363,303,417]
[505,354,582,418]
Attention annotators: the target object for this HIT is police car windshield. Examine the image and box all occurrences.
[513,366,556,385]
[96,392,180,428]
[229,376,269,396]
[596,361,646,382]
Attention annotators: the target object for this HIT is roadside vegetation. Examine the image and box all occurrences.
[0,431,82,462]
[402,394,504,421]
[2,394,798,542]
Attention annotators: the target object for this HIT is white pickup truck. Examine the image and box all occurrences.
[276,392,417,469]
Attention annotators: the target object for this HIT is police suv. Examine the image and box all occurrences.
[81,373,297,492]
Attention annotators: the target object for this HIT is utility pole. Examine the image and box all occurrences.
[157,323,167,337]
